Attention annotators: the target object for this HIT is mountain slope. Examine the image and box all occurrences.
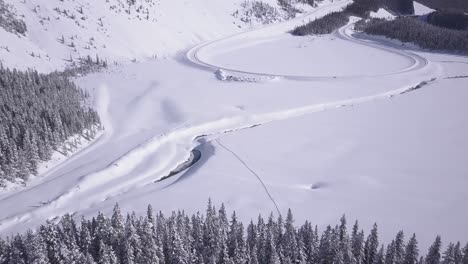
[0,0,313,72]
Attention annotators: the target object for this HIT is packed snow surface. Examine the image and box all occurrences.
[0,0,467,250]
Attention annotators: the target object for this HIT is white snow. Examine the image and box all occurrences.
[0,0,287,72]
[0,0,467,251]
[369,8,395,19]
[414,1,435,16]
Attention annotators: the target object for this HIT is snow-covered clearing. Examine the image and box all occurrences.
[0,0,467,250]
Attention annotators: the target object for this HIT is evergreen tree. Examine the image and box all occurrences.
[443,243,456,264]
[0,201,464,264]
[351,221,364,264]
[23,230,49,264]
[426,236,443,264]
[98,240,118,264]
[386,241,396,264]
[453,242,463,264]
[375,245,385,264]
[169,224,189,264]
[395,231,406,264]
[404,234,419,264]
[282,209,298,262]
[462,243,468,264]
[363,224,379,264]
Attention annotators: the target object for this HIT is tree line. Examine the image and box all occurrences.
[0,66,101,187]
[0,200,466,264]
[361,17,468,52]
[426,11,468,31]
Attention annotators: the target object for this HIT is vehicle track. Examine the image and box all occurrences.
[216,139,282,216]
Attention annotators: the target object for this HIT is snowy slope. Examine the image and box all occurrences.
[0,0,309,72]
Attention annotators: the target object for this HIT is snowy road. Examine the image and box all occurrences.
[187,14,429,80]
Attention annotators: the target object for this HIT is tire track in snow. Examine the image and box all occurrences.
[215,139,282,216]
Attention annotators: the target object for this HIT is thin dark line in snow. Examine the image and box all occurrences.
[215,139,281,217]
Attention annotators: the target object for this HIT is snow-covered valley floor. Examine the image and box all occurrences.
[0,0,467,250]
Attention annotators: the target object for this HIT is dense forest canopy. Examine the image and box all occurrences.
[427,11,468,31]
[362,17,468,52]
[0,201,466,264]
[0,67,101,187]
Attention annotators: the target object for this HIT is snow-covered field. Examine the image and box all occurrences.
[0,0,467,250]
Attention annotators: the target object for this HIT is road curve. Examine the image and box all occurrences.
[186,7,429,80]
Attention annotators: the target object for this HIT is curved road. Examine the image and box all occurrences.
[187,11,429,80]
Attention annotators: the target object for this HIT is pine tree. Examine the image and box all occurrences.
[363,224,379,264]
[351,221,364,264]
[24,230,49,264]
[453,242,463,264]
[98,240,118,264]
[426,236,442,264]
[282,209,298,262]
[395,231,406,264]
[462,243,468,264]
[375,245,385,264]
[122,214,141,264]
[386,241,396,264]
[443,243,456,264]
[404,234,419,264]
[9,235,26,264]
[169,224,189,264]
[267,229,281,264]
[79,218,93,256]
[111,204,125,262]
[139,216,160,263]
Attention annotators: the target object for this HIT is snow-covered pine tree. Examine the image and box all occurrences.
[426,236,443,264]
[363,224,379,264]
[351,221,365,264]
[462,243,468,264]
[394,231,406,264]
[404,234,419,264]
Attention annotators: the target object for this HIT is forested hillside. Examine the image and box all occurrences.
[291,0,419,36]
[427,11,468,31]
[0,201,466,264]
[0,67,100,187]
[292,0,382,35]
[362,17,468,52]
